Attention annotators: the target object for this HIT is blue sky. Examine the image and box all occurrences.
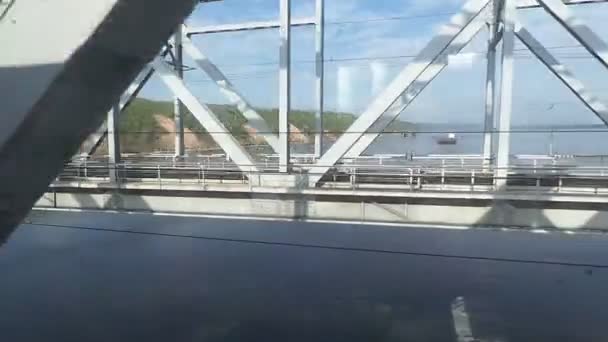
[140,0,608,126]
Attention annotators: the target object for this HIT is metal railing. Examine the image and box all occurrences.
[55,155,608,196]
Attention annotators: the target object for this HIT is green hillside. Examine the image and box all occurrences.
[118,98,415,152]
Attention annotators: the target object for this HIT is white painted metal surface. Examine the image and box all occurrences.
[173,25,186,157]
[537,0,608,69]
[495,0,516,187]
[181,28,280,151]
[343,16,487,159]
[187,17,315,35]
[107,103,121,182]
[152,57,258,172]
[516,23,608,125]
[517,0,608,8]
[314,0,325,158]
[279,0,291,173]
[310,0,491,183]
[483,0,499,166]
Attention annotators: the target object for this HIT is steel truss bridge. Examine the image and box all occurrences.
[3,0,608,230]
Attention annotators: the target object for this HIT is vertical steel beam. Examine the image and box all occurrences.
[82,65,155,156]
[107,103,121,182]
[314,0,325,158]
[173,26,186,157]
[483,1,499,167]
[495,0,516,187]
[537,0,608,70]
[516,23,608,125]
[308,0,490,184]
[180,29,280,151]
[152,57,258,172]
[279,0,291,172]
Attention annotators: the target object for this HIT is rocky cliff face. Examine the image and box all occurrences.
[244,124,310,144]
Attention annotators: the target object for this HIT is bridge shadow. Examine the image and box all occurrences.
[472,182,607,231]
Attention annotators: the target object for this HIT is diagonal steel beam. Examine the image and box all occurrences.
[81,64,155,156]
[307,0,491,184]
[343,16,486,159]
[187,17,315,35]
[181,26,280,152]
[537,0,608,70]
[517,0,608,9]
[516,22,608,125]
[152,57,258,172]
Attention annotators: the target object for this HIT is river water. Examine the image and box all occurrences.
[1,210,608,341]
[295,124,608,157]
[367,129,608,156]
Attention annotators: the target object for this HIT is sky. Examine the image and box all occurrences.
[139,0,608,126]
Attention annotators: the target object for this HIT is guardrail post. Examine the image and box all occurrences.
[198,163,202,184]
[157,165,162,188]
[84,158,88,180]
[409,168,414,191]
[471,169,476,191]
[417,169,422,190]
[558,176,563,192]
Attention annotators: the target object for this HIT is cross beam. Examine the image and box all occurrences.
[187,17,315,35]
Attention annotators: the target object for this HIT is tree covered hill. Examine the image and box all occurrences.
[116,98,415,152]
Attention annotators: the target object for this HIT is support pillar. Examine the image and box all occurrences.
[314,0,325,158]
[108,103,121,183]
[173,25,186,157]
[279,0,291,173]
[495,0,516,187]
[483,0,498,168]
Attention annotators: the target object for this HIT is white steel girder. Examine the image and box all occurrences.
[173,26,186,157]
[517,0,608,8]
[279,0,291,173]
[314,0,325,158]
[107,102,121,182]
[307,0,491,184]
[187,17,315,35]
[343,15,487,159]
[536,0,608,69]
[181,26,281,152]
[483,0,501,166]
[152,57,258,172]
[515,23,608,125]
[495,0,517,187]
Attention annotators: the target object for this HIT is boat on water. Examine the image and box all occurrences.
[436,133,457,145]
